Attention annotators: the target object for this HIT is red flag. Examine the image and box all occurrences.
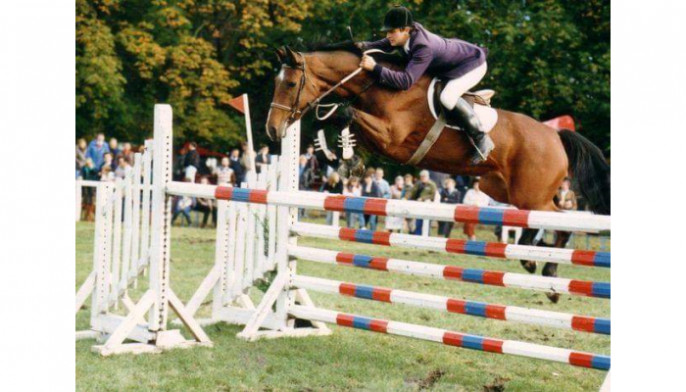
[228,94,246,114]
[543,115,575,131]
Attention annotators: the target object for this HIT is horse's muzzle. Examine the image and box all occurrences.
[266,121,288,141]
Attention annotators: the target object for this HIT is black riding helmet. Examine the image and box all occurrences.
[381,6,414,32]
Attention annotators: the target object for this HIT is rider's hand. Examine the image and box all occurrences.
[354,42,366,51]
[360,55,376,71]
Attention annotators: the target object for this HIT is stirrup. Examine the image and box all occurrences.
[467,136,487,161]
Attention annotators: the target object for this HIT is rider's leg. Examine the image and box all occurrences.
[440,62,494,164]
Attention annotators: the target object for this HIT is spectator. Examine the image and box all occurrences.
[172,180,195,226]
[304,144,320,178]
[120,142,134,164]
[374,168,391,199]
[429,171,450,190]
[100,152,114,173]
[556,177,578,211]
[299,155,314,190]
[76,138,88,177]
[109,138,121,160]
[195,177,216,228]
[455,175,469,203]
[344,177,365,228]
[322,171,343,194]
[80,158,99,221]
[184,142,200,181]
[80,158,99,181]
[86,133,110,170]
[229,148,246,186]
[215,157,234,185]
[406,170,438,235]
[403,173,416,232]
[114,156,131,179]
[462,178,492,240]
[403,173,414,193]
[385,176,406,232]
[100,165,115,182]
[361,173,382,231]
[322,172,343,225]
[298,155,315,219]
[255,144,271,174]
[438,178,462,238]
[240,141,255,174]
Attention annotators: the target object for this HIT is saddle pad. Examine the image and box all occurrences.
[427,78,498,133]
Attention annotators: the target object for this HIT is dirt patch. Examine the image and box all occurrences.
[483,376,509,392]
[417,369,445,390]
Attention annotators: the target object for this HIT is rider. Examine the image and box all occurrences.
[357,6,494,163]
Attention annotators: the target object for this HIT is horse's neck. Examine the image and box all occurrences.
[310,52,365,97]
[310,51,431,152]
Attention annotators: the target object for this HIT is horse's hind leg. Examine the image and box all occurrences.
[518,229,540,273]
[541,230,572,303]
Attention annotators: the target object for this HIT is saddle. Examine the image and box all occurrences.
[429,78,496,129]
[406,78,499,165]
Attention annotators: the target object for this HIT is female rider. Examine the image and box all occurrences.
[357,6,494,163]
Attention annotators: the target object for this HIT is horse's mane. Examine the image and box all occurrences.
[299,40,407,67]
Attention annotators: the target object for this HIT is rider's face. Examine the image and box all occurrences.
[386,27,411,47]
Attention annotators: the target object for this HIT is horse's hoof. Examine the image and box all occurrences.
[546,292,560,303]
[520,260,537,273]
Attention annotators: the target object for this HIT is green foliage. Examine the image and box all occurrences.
[76,0,610,157]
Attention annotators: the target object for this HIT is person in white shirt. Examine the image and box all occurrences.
[462,177,491,240]
[343,177,365,228]
[114,156,131,179]
[385,176,406,232]
[215,157,234,185]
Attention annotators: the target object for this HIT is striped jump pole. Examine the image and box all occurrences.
[289,305,610,370]
[292,275,610,335]
[165,183,611,233]
[291,222,611,269]
[289,246,610,299]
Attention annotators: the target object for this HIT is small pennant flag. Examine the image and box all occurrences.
[228,94,246,114]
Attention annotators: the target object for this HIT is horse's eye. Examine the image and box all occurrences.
[286,82,297,88]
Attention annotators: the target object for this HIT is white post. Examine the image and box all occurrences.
[75,180,82,222]
[140,140,153,269]
[149,104,174,331]
[130,153,143,288]
[274,121,302,323]
[91,183,114,328]
[243,94,256,175]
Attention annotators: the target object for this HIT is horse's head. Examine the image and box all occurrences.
[266,46,319,141]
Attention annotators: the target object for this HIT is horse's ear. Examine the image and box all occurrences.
[284,46,302,67]
[275,47,286,63]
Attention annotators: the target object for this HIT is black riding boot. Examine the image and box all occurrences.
[446,97,495,164]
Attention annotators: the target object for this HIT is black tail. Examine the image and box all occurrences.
[558,130,611,215]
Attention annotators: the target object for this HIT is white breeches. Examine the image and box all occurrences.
[439,62,488,110]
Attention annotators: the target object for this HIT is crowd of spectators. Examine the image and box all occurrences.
[77,135,579,241]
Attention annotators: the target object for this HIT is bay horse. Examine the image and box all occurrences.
[265,43,610,302]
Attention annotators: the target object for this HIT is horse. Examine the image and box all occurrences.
[265,43,610,302]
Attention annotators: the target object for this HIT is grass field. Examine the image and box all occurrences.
[76,217,610,392]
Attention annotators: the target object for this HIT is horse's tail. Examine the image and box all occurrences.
[558,129,611,215]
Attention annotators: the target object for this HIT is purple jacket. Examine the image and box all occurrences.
[363,22,487,90]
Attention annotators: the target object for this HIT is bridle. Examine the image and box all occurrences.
[268,59,309,124]
[269,51,368,125]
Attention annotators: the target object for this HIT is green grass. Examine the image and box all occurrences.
[76,217,610,392]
